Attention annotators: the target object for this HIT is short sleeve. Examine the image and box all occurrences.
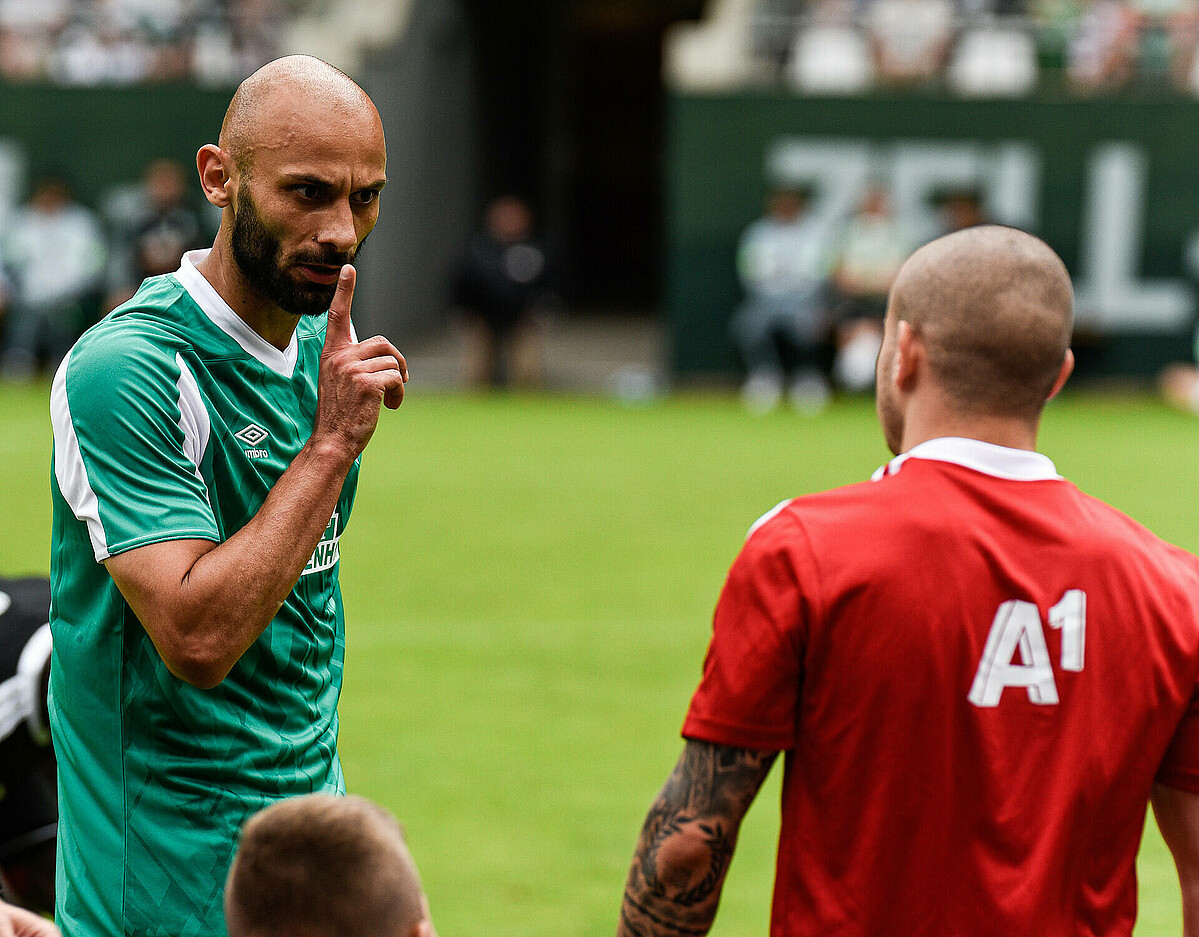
[1158,685,1199,793]
[682,505,809,751]
[51,326,219,562]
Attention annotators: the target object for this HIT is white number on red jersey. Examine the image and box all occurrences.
[967,590,1087,708]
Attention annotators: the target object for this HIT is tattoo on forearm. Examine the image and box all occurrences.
[617,741,777,937]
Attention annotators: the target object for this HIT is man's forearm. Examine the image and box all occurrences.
[617,742,776,937]
[106,437,357,688]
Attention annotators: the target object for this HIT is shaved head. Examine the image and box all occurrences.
[886,225,1073,419]
[226,795,426,937]
[220,55,379,174]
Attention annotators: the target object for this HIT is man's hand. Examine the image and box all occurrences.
[315,264,409,460]
[0,901,60,937]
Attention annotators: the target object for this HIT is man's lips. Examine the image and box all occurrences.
[296,263,341,285]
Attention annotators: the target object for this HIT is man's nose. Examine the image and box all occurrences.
[316,201,358,253]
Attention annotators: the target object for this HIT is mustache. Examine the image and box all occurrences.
[291,248,354,268]
[290,233,369,270]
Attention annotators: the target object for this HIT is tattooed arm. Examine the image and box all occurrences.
[617,739,778,937]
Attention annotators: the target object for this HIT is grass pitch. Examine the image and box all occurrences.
[2,381,1195,935]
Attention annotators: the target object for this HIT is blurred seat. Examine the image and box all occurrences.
[663,0,767,90]
[947,22,1039,95]
[282,0,415,76]
[785,24,874,92]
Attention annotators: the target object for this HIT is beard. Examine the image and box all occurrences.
[231,183,364,317]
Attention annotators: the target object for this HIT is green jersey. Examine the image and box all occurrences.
[49,250,357,937]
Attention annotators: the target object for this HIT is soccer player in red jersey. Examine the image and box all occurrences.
[617,225,1199,937]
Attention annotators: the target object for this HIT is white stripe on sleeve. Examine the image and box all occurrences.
[175,353,210,481]
[50,353,110,561]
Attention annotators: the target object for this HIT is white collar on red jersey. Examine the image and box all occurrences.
[872,436,1061,482]
[174,249,300,377]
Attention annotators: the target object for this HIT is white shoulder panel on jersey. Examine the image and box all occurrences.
[175,352,211,479]
[50,354,110,561]
[746,499,792,540]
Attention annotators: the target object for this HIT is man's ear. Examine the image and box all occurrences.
[1047,348,1074,401]
[893,319,923,392]
[410,920,435,937]
[196,144,234,209]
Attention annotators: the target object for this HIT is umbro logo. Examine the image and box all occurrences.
[234,423,269,446]
[235,423,271,459]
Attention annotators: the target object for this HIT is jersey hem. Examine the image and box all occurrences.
[682,716,791,752]
[99,529,220,562]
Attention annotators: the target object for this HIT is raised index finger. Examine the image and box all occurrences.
[324,264,357,348]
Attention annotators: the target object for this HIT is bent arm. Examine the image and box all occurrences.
[1153,782,1199,937]
[105,437,354,689]
[617,739,777,937]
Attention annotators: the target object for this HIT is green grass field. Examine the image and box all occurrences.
[2,380,1196,935]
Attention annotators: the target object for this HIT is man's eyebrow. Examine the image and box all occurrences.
[278,173,387,192]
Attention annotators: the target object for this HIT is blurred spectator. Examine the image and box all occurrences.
[0,0,72,80]
[451,195,558,389]
[1160,361,1199,411]
[935,185,990,233]
[866,0,957,85]
[1159,323,1199,413]
[103,158,210,312]
[0,577,55,920]
[0,174,104,380]
[730,185,832,414]
[1165,0,1199,88]
[225,794,435,937]
[827,184,913,391]
[1065,0,1140,90]
[0,0,278,84]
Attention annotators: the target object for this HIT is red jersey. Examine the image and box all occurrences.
[683,437,1199,937]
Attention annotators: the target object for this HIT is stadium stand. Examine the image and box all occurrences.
[665,0,1199,93]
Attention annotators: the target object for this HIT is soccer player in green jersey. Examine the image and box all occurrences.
[48,55,406,937]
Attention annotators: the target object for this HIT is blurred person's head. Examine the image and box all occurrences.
[937,188,986,232]
[766,186,807,222]
[857,184,891,219]
[485,195,534,244]
[28,174,72,213]
[225,794,432,937]
[197,54,387,318]
[143,159,189,212]
[875,225,1074,455]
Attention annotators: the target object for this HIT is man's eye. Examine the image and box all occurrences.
[352,190,379,205]
[294,185,322,199]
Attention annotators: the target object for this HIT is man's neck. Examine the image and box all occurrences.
[899,399,1041,454]
[194,243,299,351]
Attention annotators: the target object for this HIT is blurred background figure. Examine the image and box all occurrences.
[827,184,911,393]
[0,174,103,381]
[731,185,831,414]
[1158,322,1199,412]
[865,0,956,85]
[1159,361,1199,411]
[451,195,558,389]
[935,186,990,235]
[102,158,210,312]
[0,577,55,919]
[225,794,435,937]
[1065,0,1141,91]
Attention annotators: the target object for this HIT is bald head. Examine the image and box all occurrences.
[220,55,379,173]
[887,225,1073,419]
[225,795,427,937]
